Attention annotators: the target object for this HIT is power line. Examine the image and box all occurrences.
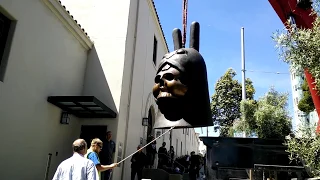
[246,70,289,75]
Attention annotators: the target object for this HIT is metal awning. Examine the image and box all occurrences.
[47,96,117,118]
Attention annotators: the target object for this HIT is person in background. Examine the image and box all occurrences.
[131,145,147,180]
[157,142,168,169]
[146,135,157,168]
[189,151,200,180]
[52,139,99,180]
[185,154,190,173]
[168,146,175,166]
[101,131,116,180]
[86,138,118,180]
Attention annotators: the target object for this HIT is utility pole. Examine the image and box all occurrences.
[241,27,246,138]
[241,27,246,101]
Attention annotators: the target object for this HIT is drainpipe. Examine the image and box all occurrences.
[44,153,52,180]
[121,0,140,179]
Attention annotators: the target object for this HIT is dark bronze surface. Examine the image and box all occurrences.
[153,22,213,129]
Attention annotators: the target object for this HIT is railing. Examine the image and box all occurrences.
[157,152,187,174]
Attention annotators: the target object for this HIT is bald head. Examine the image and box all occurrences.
[72,139,87,155]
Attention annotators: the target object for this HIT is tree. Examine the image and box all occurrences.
[211,68,255,137]
[273,0,320,93]
[235,87,292,139]
[285,124,320,177]
[298,78,315,113]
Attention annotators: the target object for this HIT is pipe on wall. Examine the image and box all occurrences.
[44,153,52,180]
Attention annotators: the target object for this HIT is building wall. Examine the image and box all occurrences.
[0,0,201,179]
[0,0,90,179]
[58,0,133,178]
[121,0,168,178]
[290,69,318,133]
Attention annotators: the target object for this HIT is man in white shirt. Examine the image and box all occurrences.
[52,139,99,180]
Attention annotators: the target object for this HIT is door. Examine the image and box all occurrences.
[80,125,108,149]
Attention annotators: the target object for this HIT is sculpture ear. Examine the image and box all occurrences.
[189,21,200,51]
[172,28,182,50]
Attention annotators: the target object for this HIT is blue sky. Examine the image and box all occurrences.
[153,0,294,136]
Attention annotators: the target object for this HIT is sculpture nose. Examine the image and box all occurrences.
[159,78,165,88]
[155,73,174,88]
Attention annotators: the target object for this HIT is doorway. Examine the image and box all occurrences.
[147,108,154,137]
[80,125,108,149]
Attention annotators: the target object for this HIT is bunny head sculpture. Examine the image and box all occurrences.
[153,22,213,129]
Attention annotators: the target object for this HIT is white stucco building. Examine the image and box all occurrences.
[290,68,318,132]
[0,0,200,179]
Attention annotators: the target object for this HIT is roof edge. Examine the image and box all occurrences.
[42,0,94,50]
[147,0,169,53]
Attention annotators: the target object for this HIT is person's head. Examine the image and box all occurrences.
[106,131,112,141]
[90,138,103,153]
[170,146,174,150]
[72,139,87,156]
[137,145,142,152]
[190,151,195,156]
[162,142,166,147]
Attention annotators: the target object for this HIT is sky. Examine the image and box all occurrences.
[153,0,294,136]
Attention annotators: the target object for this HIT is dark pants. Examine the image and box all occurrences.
[147,153,155,168]
[131,168,142,180]
[102,170,112,180]
[157,158,164,169]
[189,169,197,180]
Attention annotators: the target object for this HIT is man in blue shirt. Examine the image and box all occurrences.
[86,138,118,180]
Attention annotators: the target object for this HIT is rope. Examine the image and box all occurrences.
[117,126,175,165]
[246,70,289,75]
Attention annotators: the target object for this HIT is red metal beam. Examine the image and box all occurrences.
[269,0,320,132]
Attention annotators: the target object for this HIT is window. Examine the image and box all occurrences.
[180,141,182,156]
[152,35,158,65]
[0,11,14,82]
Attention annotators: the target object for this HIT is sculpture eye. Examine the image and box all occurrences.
[155,73,174,83]
[163,73,174,81]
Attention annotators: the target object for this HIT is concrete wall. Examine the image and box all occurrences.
[121,0,169,179]
[121,1,200,178]
[0,0,89,179]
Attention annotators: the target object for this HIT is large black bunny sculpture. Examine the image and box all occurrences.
[153,22,213,129]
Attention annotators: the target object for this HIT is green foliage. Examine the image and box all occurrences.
[211,68,255,137]
[298,78,315,113]
[273,2,320,175]
[273,2,320,93]
[285,124,320,176]
[235,87,292,139]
